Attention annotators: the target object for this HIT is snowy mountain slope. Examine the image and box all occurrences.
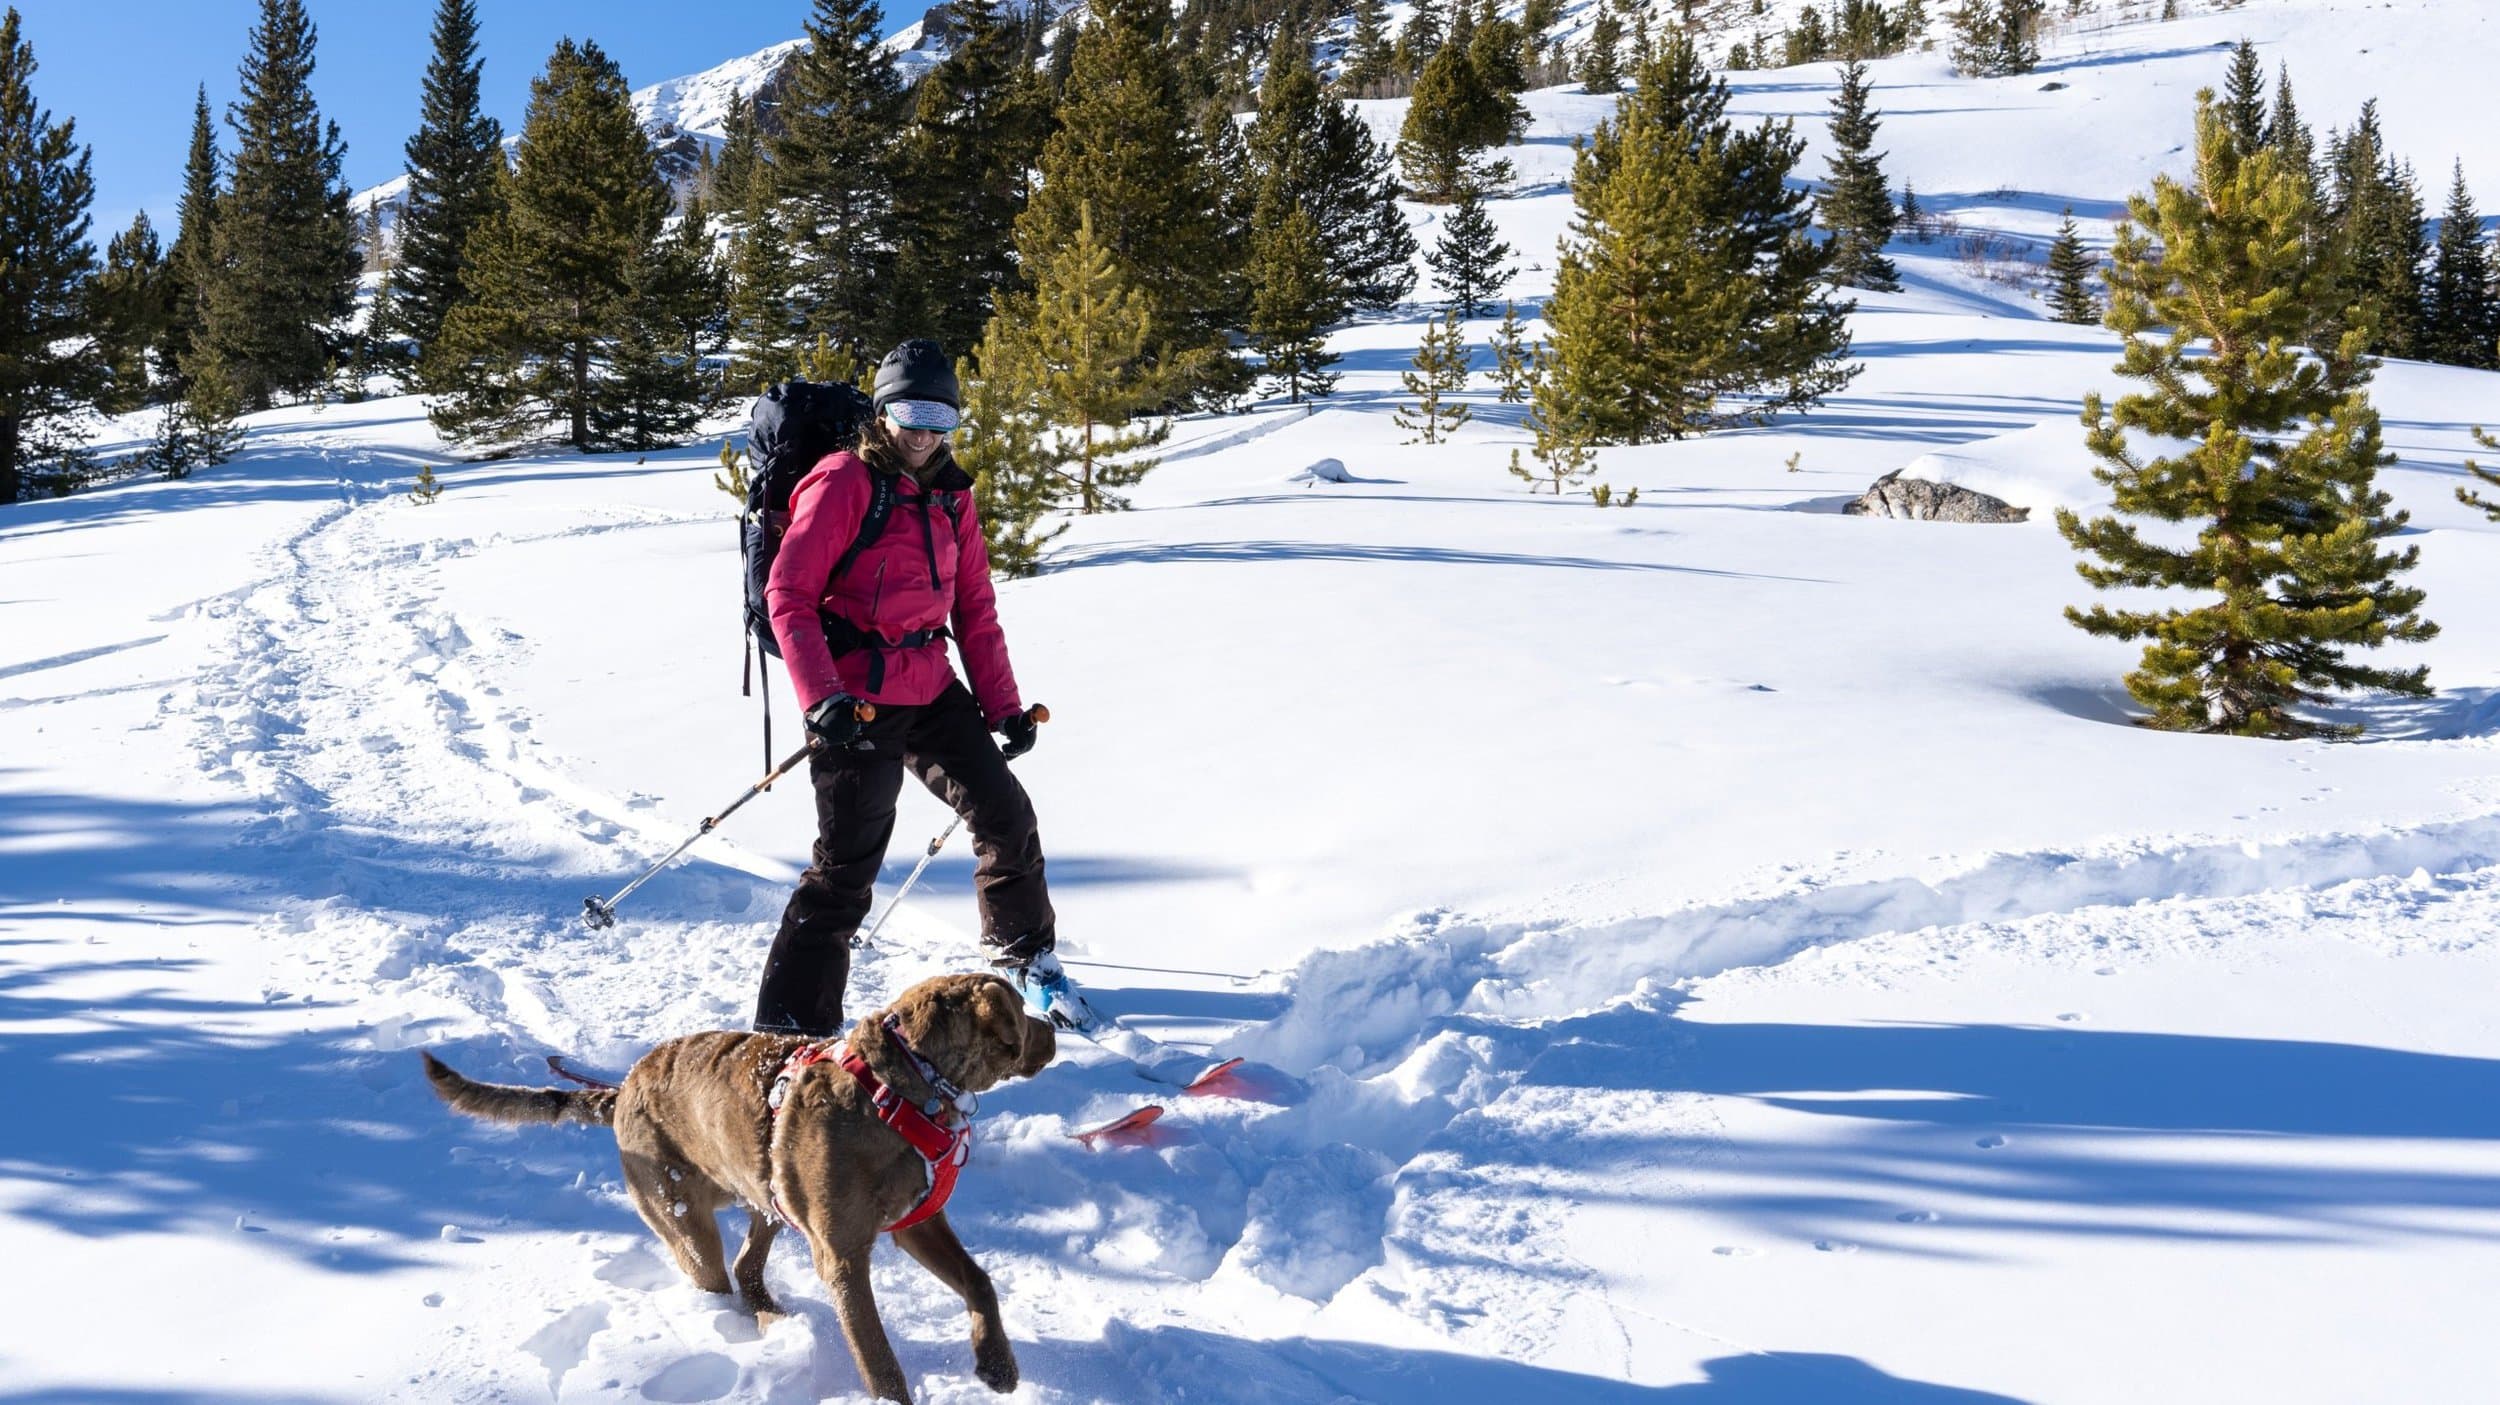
[13,1,2500,1401]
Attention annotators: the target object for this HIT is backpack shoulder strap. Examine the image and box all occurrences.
[831,469,898,582]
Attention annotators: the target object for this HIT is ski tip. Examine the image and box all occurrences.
[1180,1056,1287,1102]
[1069,1104,1167,1149]
[1182,1056,1248,1097]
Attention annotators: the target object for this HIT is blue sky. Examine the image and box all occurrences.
[17,1,907,243]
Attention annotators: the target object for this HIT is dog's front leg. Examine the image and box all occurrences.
[892,1213,1016,1393]
[817,1235,913,1402]
[733,1209,784,1324]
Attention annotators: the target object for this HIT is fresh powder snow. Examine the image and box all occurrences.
[7,1,2499,1401]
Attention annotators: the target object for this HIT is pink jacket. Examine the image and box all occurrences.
[766,449,1022,725]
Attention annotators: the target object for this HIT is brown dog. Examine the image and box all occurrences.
[422,972,1055,1403]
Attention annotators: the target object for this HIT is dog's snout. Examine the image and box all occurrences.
[1019,1013,1056,1076]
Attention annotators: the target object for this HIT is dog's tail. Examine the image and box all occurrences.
[420,1051,617,1129]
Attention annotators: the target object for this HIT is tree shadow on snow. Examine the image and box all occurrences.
[1048,539,1832,585]
[0,782,686,1271]
[1488,1001,2500,1251]
[1026,1323,2028,1402]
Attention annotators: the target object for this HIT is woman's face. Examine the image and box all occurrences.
[890,419,944,469]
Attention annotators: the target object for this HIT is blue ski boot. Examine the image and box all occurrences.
[986,933,1097,1031]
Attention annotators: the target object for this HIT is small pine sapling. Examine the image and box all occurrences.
[2045,208,2101,324]
[1589,482,1639,506]
[1518,343,1595,491]
[1395,309,1474,445]
[2459,427,2500,520]
[409,462,444,504]
[1785,450,1803,473]
[714,440,750,505]
[1491,302,1534,403]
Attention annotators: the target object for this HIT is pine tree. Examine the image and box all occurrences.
[1900,182,1926,241]
[1399,39,1518,202]
[2045,208,2100,324]
[773,0,908,355]
[1248,28,1417,318]
[144,356,247,480]
[2420,162,2496,369]
[1395,308,1473,444]
[1043,9,1080,96]
[1579,1,1624,96]
[1995,0,2043,73]
[2264,63,2314,176]
[592,195,720,449]
[163,86,221,392]
[954,322,1071,575]
[427,39,671,449]
[2327,105,2427,359]
[1396,0,1448,77]
[1017,0,1235,401]
[1948,0,2040,77]
[1469,13,1530,101]
[92,212,173,413]
[1339,0,1397,94]
[1248,203,1340,402]
[0,7,104,505]
[994,203,1171,513]
[2056,94,2434,739]
[888,0,1045,362]
[2220,38,2266,157]
[713,92,765,209]
[1490,300,1533,403]
[1425,182,1515,315]
[1521,340,1594,490]
[725,180,806,391]
[380,0,504,380]
[1544,32,1856,443]
[1818,60,1900,292]
[198,0,360,411]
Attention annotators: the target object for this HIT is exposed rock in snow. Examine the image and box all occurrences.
[1844,468,2031,523]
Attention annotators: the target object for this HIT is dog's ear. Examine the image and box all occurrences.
[965,974,1053,1086]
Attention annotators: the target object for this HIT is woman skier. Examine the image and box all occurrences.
[751,338,1085,1037]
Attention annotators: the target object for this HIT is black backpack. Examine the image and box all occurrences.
[736,379,969,763]
[742,379,875,660]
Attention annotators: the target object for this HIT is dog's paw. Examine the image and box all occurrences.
[753,1305,790,1333]
[975,1346,1019,1393]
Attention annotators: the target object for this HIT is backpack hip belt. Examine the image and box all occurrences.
[820,614,952,694]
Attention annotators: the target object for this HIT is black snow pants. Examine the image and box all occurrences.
[752,680,1054,1037]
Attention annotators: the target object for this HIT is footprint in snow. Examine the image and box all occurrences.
[1976,1134,2007,1149]
[639,1353,739,1403]
[1814,1239,1860,1254]
[2056,1011,2086,1022]
[1896,1210,1941,1224]
[1712,1245,1758,1258]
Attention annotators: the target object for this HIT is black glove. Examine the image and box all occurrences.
[999,706,1041,759]
[805,694,869,749]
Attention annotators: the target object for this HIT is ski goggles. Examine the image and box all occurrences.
[883,399,960,433]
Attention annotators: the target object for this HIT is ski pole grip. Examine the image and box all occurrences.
[1029,704,1049,725]
[857,702,877,721]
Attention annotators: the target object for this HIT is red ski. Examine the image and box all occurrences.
[1182,1057,1255,1099]
[1068,1104,1166,1149]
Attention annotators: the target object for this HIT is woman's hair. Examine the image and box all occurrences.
[856,412,954,480]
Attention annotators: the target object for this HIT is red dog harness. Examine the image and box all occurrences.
[767,1019,972,1232]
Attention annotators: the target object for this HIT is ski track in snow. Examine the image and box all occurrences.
[129,440,2500,1400]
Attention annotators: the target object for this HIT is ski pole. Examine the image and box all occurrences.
[580,703,877,930]
[853,704,1047,950]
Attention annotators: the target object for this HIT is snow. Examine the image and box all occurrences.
[13,1,2500,1400]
